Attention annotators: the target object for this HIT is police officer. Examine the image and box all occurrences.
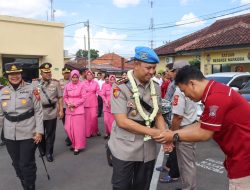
[32,62,63,162]
[59,67,72,146]
[108,46,166,190]
[169,62,198,189]
[0,62,43,190]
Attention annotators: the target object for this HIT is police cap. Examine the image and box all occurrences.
[5,62,23,74]
[170,61,189,72]
[62,67,71,74]
[133,46,160,64]
[39,62,52,73]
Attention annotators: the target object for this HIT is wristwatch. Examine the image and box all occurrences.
[173,133,181,146]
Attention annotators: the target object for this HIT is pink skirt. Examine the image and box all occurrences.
[85,107,98,137]
[65,114,86,150]
[104,111,115,135]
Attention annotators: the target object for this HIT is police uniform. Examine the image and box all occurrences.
[32,63,63,162]
[59,67,72,146]
[59,67,71,124]
[0,63,43,190]
[172,87,198,190]
[108,47,162,190]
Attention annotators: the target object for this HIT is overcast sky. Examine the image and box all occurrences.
[0,0,250,57]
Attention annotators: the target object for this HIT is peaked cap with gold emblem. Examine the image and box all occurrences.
[62,67,71,74]
[39,62,52,73]
[5,62,23,74]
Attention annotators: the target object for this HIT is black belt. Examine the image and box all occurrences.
[4,109,34,122]
[132,119,156,128]
[43,103,56,108]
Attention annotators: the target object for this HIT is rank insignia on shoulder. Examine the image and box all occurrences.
[113,86,121,98]
[33,89,41,101]
[116,78,129,85]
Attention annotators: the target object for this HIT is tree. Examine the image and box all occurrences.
[76,49,99,59]
[189,59,200,69]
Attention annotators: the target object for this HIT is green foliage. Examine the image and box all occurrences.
[189,59,201,69]
[76,49,99,59]
[157,69,165,75]
[0,76,8,86]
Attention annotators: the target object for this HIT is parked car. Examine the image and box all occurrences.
[238,80,250,103]
[197,72,250,117]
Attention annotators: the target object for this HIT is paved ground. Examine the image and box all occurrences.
[0,116,229,190]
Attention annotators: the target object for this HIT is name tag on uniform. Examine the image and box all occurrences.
[1,95,11,99]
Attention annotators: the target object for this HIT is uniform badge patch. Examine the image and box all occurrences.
[33,89,41,101]
[2,101,7,107]
[113,87,120,98]
[3,90,10,94]
[172,95,179,106]
[209,105,219,117]
[21,99,27,105]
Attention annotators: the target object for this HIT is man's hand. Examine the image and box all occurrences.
[149,128,165,139]
[33,133,42,144]
[154,129,174,144]
[58,110,64,119]
[163,143,174,153]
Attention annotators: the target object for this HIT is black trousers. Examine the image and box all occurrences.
[112,155,155,190]
[98,95,103,117]
[5,139,37,186]
[1,128,5,142]
[166,147,180,178]
[41,118,57,155]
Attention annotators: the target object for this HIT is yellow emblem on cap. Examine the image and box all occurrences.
[2,101,7,107]
[21,99,27,105]
[45,64,49,69]
[11,65,17,71]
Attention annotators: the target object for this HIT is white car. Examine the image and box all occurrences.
[197,72,250,117]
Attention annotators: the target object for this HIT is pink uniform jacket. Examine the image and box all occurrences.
[64,81,86,115]
[101,83,112,112]
[82,80,100,108]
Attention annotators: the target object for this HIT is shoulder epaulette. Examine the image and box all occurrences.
[52,78,59,82]
[153,80,160,86]
[116,78,129,85]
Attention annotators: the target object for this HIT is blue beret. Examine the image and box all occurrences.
[133,46,160,64]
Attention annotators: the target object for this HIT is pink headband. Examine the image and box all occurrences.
[109,75,116,81]
[70,70,80,78]
[86,70,94,76]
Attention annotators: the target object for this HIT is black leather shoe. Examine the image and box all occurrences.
[26,184,35,190]
[74,150,80,155]
[46,154,54,162]
[0,141,5,146]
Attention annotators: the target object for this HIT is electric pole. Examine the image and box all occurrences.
[85,20,91,70]
[50,0,54,21]
[149,0,154,49]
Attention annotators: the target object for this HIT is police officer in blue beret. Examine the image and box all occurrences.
[108,46,166,190]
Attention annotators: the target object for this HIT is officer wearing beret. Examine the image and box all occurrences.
[32,62,63,162]
[59,67,72,146]
[0,62,43,190]
[108,46,166,190]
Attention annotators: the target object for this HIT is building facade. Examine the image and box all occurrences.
[155,13,250,75]
[0,15,64,80]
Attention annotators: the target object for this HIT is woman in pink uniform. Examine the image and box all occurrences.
[101,75,116,139]
[82,70,101,137]
[64,70,87,155]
